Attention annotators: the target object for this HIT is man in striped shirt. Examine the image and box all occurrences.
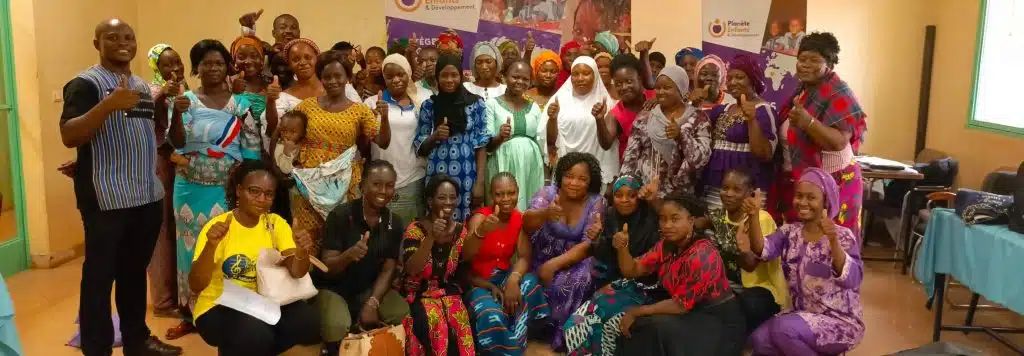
[59,18,184,356]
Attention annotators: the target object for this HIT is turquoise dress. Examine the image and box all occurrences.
[484,97,545,211]
[172,91,260,311]
[0,276,22,356]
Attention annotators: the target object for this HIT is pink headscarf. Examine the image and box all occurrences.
[799,167,841,219]
[694,54,728,90]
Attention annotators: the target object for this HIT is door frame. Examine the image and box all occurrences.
[0,0,29,277]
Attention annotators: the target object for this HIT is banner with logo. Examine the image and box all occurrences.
[702,0,806,106]
[387,0,632,68]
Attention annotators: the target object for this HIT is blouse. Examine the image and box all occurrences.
[638,238,731,311]
[399,222,468,299]
[620,109,712,198]
[469,206,523,278]
[365,90,430,188]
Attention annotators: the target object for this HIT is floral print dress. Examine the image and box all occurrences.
[620,109,712,198]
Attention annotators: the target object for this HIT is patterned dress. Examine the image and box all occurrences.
[527,186,606,351]
[774,72,867,237]
[702,102,780,206]
[414,98,493,222]
[173,92,260,312]
[750,223,865,355]
[620,108,712,198]
[398,222,476,356]
[291,98,378,255]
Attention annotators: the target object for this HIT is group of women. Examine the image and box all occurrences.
[143,10,868,356]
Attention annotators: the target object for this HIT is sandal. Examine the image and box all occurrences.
[164,321,194,340]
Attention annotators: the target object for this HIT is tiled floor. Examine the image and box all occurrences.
[8,250,1024,355]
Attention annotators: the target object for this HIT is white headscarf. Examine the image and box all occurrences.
[541,56,618,183]
[381,53,422,112]
[646,65,696,161]
[471,42,502,78]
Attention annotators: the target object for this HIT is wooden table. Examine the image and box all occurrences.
[860,165,924,270]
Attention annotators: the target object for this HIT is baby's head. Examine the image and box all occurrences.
[279,111,308,143]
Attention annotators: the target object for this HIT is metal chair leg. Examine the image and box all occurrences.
[945,280,1008,311]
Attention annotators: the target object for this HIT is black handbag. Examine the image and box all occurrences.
[955,188,1014,225]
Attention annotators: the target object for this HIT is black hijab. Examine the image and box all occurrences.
[593,200,661,286]
[431,55,479,135]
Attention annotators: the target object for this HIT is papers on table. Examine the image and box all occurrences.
[855,156,919,174]
[215,279,281,325]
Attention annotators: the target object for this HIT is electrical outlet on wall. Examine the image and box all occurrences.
[51,90,62,103]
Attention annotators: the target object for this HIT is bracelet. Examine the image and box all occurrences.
[472,228,484,239]
[509,272,523,281]
[366,296,380,309]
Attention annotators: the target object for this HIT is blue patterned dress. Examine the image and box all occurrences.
[172,92,260,312]
[414,97,493,221]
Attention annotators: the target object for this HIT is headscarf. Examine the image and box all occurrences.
[674,47,705,66]
[470,41,502,79]
[543,56,616,182]
[230,36,264,59]
[798,167,841,219]
[438,29,464,53]
[381,53,420,113]
[594,31,620,54]
[431,55,480,135]
[694,54,728,91]
[594,175,661,286]
[557,41,582,86]
[148,44,172,86]
[646,65,696,160]
[531,49,562,80]
[594,52,613,62]
[728,54,766,94]
[283,38,321,60]
[498,39,520,56]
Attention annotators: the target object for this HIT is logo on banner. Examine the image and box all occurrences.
[708,19,726,37]
[395,0,423,12]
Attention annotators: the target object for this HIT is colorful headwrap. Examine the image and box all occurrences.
[799,167,841,219]
[148,44,172,86]
[531,49,562,78]
[674,47,705,66]
[613,174,643,193]
[498,39,520,55]
[230,36,264,59]
[728,54,766,94]
[694,54,728,90]
[283,38,321,59]
[594,52,613,62]
[438,29,464,51]
[594,31,620,54]
[559,41,582,61]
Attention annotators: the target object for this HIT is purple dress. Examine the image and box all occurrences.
[528,185,606,350]
[750,223,865,355]
[702,103,780,203]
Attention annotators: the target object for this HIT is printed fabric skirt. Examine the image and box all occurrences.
[172,177,228,312]
[466,269,550,355]
[564,279,656,356]
[403,292,476,356]
[532,257,597,351]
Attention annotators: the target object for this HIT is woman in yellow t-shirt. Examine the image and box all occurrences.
[188,160,320,354]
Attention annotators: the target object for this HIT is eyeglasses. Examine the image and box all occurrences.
[246,187,275,200]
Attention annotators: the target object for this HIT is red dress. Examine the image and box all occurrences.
[469,206,523,279]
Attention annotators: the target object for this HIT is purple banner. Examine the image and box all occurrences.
[701,41,799,108]
[387,17,479,68]
[387,17,562,69]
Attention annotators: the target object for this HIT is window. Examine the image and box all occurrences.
[968,0,1024,135]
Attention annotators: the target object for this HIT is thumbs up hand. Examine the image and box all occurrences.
[664,111,682,140]
[742,189,763,217]
[591,101,607,119]
[106,74,141,110]
[546,194,564,222]
[375,90,388,121]
[161,72,183,99]
[266,75,281,101]
[688,84,711,105]
[638,175,661,201]
[499,117,512,140]
[740,94,757,121]
[207,214,233,245]
[229,71,246,94]
[480,206,502,236]
[524,31,536,52]
[344,231,371,262]
[613,223,629,249]
[634,37,657,53]
[547,98,560,120]
[585,216,603,241]
[433,117,451,141]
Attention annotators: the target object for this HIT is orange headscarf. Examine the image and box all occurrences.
[531,49,562,78]
[230,35,264,58]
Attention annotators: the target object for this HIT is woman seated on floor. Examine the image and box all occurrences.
[522,152,607,351]
[615,195,747,356]
[315,160,411,355]
[463,173,550,355]
[701,168,788,333]
[397,174,475,356]
[189,160,320,355]
[563,174,666,355]
[744,167,865,355]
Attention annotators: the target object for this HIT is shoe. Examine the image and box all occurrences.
[124,336,183,356]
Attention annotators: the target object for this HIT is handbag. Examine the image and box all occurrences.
[339,324,406,356]
[954,188,1014,226]
[255,215,319,305]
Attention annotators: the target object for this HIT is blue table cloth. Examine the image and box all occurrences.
[0,276,23,355]
[914,208,1024,315]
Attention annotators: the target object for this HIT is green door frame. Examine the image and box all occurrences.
[0,0,29,277]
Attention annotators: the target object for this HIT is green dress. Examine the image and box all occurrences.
[485,97,545,211]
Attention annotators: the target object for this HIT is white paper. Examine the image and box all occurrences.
[214,279,281,325]
[855,156,913,169]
